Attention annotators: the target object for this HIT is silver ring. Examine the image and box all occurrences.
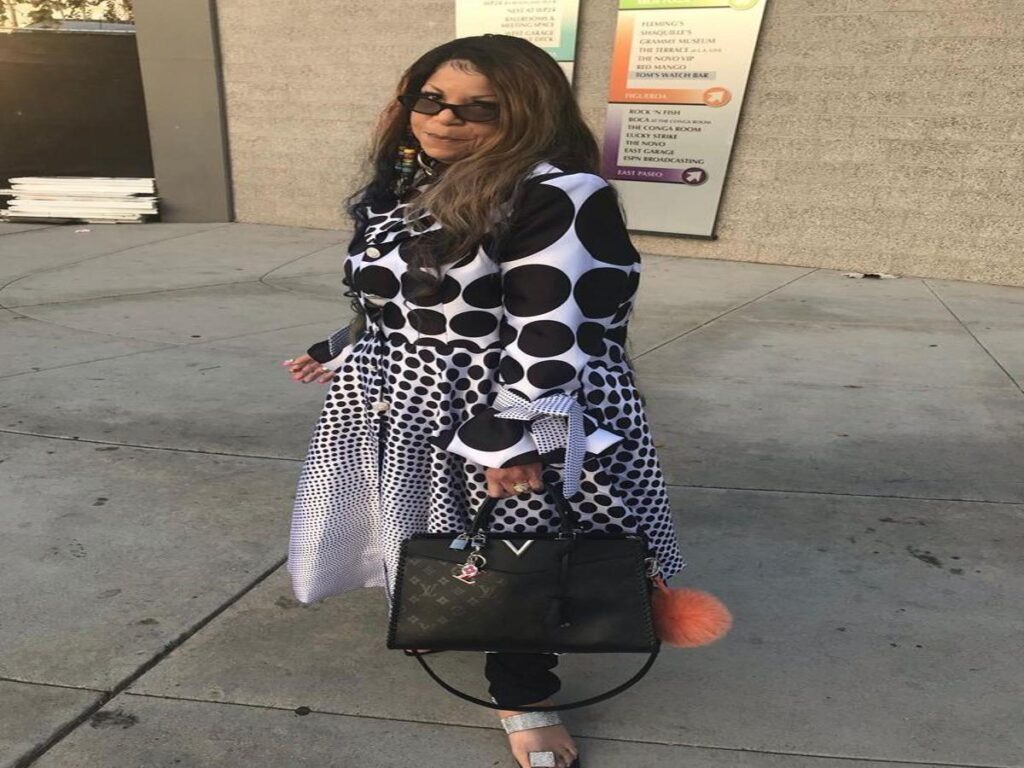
[512,482,530,493]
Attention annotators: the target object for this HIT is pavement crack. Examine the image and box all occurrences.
[258,238,346,283]
[0,344,180,380]
[5,237,346,311]
[923,280,1024,397]
[0,224,232,305]
[666,482,1024,507]
[0,225,59,237]
[11,556,287,768]
[633,267,819,360]
[5,277,269,310]
[0,677,105,693]
[0,429,302,462]
[0,318,335,381]
[92,692,1021,768]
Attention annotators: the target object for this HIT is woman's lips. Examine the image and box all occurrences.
[427,133,465,142]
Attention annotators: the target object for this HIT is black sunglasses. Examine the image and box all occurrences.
[398,92,500,123]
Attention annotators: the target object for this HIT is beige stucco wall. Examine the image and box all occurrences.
[215,0,1024,287]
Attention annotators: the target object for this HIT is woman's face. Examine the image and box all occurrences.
[409,60,501,164]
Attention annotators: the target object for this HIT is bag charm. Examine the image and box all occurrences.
[450,532,488,584]
[452,552,487,585]
[650,573,733,648]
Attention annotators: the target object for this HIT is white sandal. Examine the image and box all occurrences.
[500,711,581,768]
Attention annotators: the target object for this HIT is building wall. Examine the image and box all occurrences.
[214,0,1024,286]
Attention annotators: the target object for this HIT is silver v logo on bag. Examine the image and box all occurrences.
[502,540,534,557]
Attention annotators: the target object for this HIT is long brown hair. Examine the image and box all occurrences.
[345,35,602,304]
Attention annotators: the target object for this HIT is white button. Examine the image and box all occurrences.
[365,247,381,258]
[371,401,390,412]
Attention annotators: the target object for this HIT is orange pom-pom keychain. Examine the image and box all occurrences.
[650,574,733,648]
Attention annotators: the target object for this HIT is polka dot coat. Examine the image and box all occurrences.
[287,161,685,605]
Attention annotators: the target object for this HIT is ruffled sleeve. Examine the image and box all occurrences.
[305,325,353,371]
[429,170,639,498]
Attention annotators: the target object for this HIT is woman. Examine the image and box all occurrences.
[284,35,684,768]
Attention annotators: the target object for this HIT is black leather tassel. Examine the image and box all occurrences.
[555,543,575,628]
[545,595,563,630]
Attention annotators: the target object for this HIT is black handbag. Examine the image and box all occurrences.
[386,475,662,711]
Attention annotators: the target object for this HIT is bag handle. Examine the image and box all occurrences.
[469,478,579,538]
[422,450,658,710]
[407,644,661,711]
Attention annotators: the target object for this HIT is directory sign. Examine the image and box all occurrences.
[456,0,581,81]
[602,0,767,236]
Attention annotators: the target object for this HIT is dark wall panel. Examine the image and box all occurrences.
[0,32,153,192]
[133,0,233,222]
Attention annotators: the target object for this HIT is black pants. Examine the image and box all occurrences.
[484,652,561,709]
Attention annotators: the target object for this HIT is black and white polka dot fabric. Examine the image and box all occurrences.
[287,161,685,605]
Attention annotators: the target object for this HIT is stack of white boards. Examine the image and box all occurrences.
[0,177,158,223]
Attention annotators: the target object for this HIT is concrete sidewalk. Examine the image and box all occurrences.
[1,221,1022,768]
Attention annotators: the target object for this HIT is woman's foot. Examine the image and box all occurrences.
[499,700,579,768]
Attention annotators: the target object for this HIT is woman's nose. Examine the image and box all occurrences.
[433,107,464,125]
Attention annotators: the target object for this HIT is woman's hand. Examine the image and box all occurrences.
[485,463,546,499]
[281,353,335,384]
